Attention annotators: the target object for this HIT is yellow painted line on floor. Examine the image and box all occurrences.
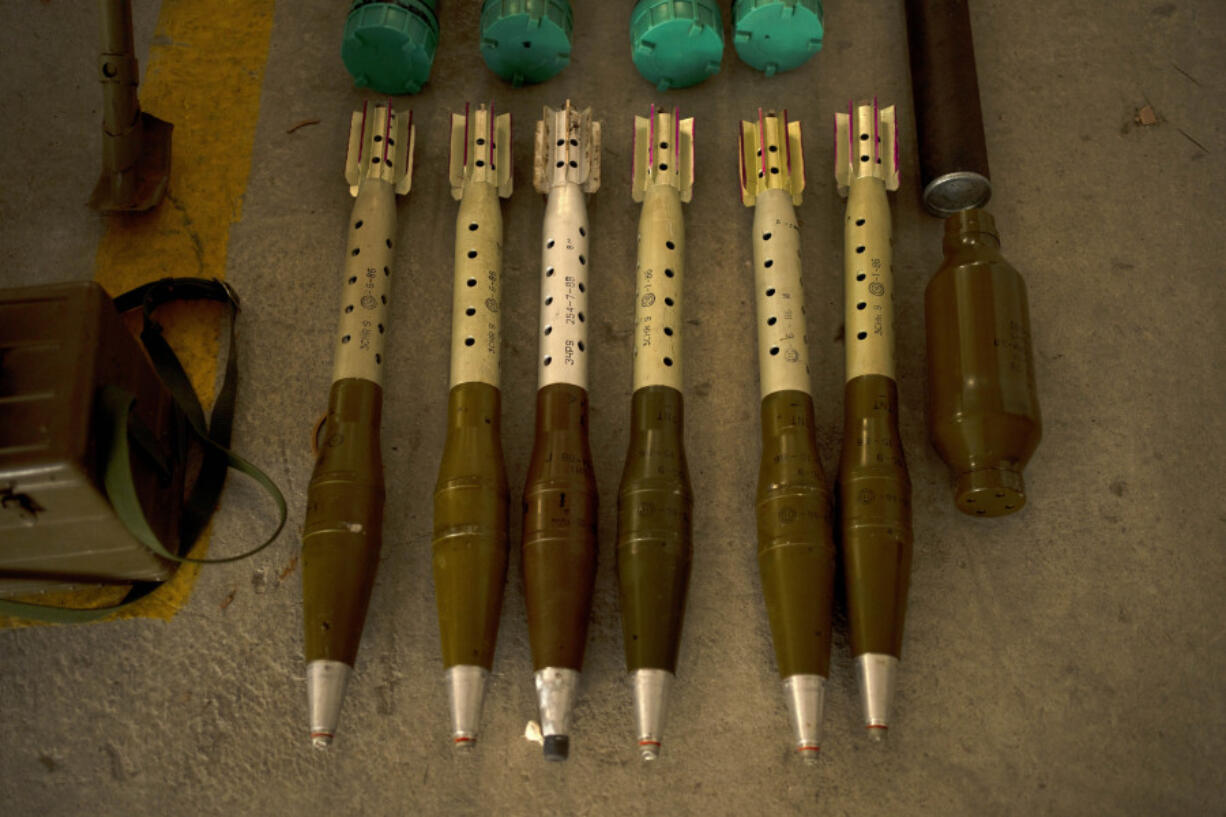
[1,0,276,627]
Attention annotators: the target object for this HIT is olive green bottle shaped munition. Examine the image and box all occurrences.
[617,106,695,761]
[432,104,513,749]
[926,209,1040,516]
[301,100,414,749]
[738,110,837,762]
[522,101,602,762]
[834,99,913,741]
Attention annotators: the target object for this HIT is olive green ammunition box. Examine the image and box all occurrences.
[0,282,184,596]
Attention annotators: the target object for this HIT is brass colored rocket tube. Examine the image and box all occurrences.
[835,100,912,738]
[303,177,397,671]
[618,182,692,675]
[432,106,513,748]
[926,209,1041,516]
[524,101,601,761]
[749,190,836,682]
[618,113,694,681]
[617,108,694,760]
[433,149,511,668]
[739,111,835,759]
[839,177,913,657]
[301,102,413,750]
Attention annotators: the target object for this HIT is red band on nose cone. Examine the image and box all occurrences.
[638,740,661,747]
[310,731,333,739]
[454,736,475,745]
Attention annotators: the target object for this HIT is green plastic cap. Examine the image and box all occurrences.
[629,0,724,90]
[342,1,440,96]
[732,0,823,76]
[480,0,573,86]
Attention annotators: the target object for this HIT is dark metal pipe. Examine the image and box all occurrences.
[903,0,991,216]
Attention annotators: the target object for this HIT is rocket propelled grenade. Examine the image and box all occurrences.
[618,106,695,761]
[301,100,414,750]
[738,110,837,763]
[834,100,913,742]
[433,104,513,750]
[523,101,601,762]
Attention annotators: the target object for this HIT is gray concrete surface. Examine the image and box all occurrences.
[3,1,1225,814]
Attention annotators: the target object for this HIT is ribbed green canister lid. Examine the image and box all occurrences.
[480,0,573,86]
[629,0,724,90]
[732,0,823,77]
[341,1,440,95]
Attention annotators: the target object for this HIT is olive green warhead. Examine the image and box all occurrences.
[739,110,837,762]
[432,104,513,749]
[522,101,601,762]
[617,106,695,761]
[835,99,913,741]
[926,209,1041,516]
[301,101,414,750]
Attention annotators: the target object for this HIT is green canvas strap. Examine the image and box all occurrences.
[100,386,287,566]
[0,279,286,623]
[117,277,243,551]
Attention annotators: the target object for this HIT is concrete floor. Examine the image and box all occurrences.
[3,1,1225,814]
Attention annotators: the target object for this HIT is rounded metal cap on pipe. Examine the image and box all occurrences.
[904,0,992,215]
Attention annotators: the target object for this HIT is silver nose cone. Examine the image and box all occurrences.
[307,660,352,750]
[632,669,674,760]
[782,674,825,763]
[445,665,489,749]
[855,653,898,741]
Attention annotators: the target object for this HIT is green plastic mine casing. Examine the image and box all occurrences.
[630,0,724,90]
[481,0,573,86]
[732,0,823,76]
[342,0,440,95]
